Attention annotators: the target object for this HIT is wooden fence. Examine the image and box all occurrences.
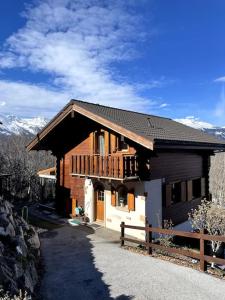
[120,221,225,272]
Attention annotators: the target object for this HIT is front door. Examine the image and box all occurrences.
[95,188,104,221]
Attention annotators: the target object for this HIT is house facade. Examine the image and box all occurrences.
[27,100,225,239]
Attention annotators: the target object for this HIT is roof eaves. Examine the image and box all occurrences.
[154,138,225,150]
[26,101,74,151]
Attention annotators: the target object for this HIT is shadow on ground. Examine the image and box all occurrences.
[40,225,133,300]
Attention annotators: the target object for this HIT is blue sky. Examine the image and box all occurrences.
[0,0,225,126]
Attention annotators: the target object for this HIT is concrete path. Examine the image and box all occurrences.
[40,225,225,300]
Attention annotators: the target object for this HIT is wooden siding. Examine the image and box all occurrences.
[56,125,139,212]
[150,152,203,182]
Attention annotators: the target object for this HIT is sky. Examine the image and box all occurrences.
[0,0,225,126]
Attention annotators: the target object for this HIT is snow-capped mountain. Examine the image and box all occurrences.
[175,116,225,140]
[0,113,224,140]
[0,114,48,136]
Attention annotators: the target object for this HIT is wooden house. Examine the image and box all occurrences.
[27,100,225,239]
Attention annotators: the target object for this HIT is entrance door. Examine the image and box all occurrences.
[95,188,104,221]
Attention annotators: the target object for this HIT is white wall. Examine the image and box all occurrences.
[145,179,162,228]
[84,178,95,222]
[105,182,146,240]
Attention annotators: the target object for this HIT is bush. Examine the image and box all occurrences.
[189,199,225,259]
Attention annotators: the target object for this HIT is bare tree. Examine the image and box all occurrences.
[189,199,225,266]
[210,152,225,206]
[0,134,55,201]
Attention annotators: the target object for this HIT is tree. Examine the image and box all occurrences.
[189,199,225,265]
[0,134,55,201]
[210,152,225,206]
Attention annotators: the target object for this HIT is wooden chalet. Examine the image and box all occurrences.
[27,100,225,239]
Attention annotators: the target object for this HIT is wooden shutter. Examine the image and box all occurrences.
[104,131,109,155]
[128,191,135,211]
[166,184,172,207]
[187,180,193,201]
[181,182,186,202]
[110,133,117,153]
[71,198,76,216]
[201,177,206,197]
[111,190,116,206]
[90,132,93,153]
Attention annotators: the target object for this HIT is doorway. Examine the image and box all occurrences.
[95,185,105,221]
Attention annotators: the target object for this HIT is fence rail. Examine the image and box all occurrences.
[120,221,225,272]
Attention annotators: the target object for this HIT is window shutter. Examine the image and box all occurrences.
[128,191,135,211]
[181,182,186,202]
[72,198,76,216]
[201,177,206,197]
[111,190,116,206]
[110,133,117,153]
[187,180,193,201]
[166,184,172,207]
[104,131,109,155]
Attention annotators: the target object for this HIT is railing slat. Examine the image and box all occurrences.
[71,154,138,179]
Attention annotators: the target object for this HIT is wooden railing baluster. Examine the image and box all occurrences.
[71,154,138,179]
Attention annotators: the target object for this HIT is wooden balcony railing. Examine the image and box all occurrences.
[71,155,138,179]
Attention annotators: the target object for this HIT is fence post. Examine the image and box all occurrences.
[121,221,125,247]
[146,223,152,255]
[200,228,207,272]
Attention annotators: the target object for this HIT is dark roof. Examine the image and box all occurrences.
[27,99,225,151]
[70,99,225,147]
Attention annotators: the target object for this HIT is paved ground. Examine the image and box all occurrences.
[40,224,225,300]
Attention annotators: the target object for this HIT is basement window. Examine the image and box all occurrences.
[171,182,182,205]
[192,178,201,199]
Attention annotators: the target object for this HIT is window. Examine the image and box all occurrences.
[98,190,104,201]
[117,185,128,207]
[171,182,181,205]
[192,178,201,199]
[95,131,105,155]
[165,178,203,207]
[165,181,186,207]
[118,135,128,151]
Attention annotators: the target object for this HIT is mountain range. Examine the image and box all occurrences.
[0,114,224,140]
[174,116,225,141]
[0,114,48,136]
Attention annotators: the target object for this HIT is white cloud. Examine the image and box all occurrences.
[174,116,214,129]
[0,0,158,116]
[159,103,168,108]
[0,80,70,117]
[214,76,225,83]
[214,84,225,118]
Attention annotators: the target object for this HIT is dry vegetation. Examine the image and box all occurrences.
[210,152,225,206]
[0,134,55,201]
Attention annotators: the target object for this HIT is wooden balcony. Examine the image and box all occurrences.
[71,155,138,180]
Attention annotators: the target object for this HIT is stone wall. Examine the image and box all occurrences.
[0,200,40,298]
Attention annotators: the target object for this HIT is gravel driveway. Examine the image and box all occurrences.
[40,225,225,300]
